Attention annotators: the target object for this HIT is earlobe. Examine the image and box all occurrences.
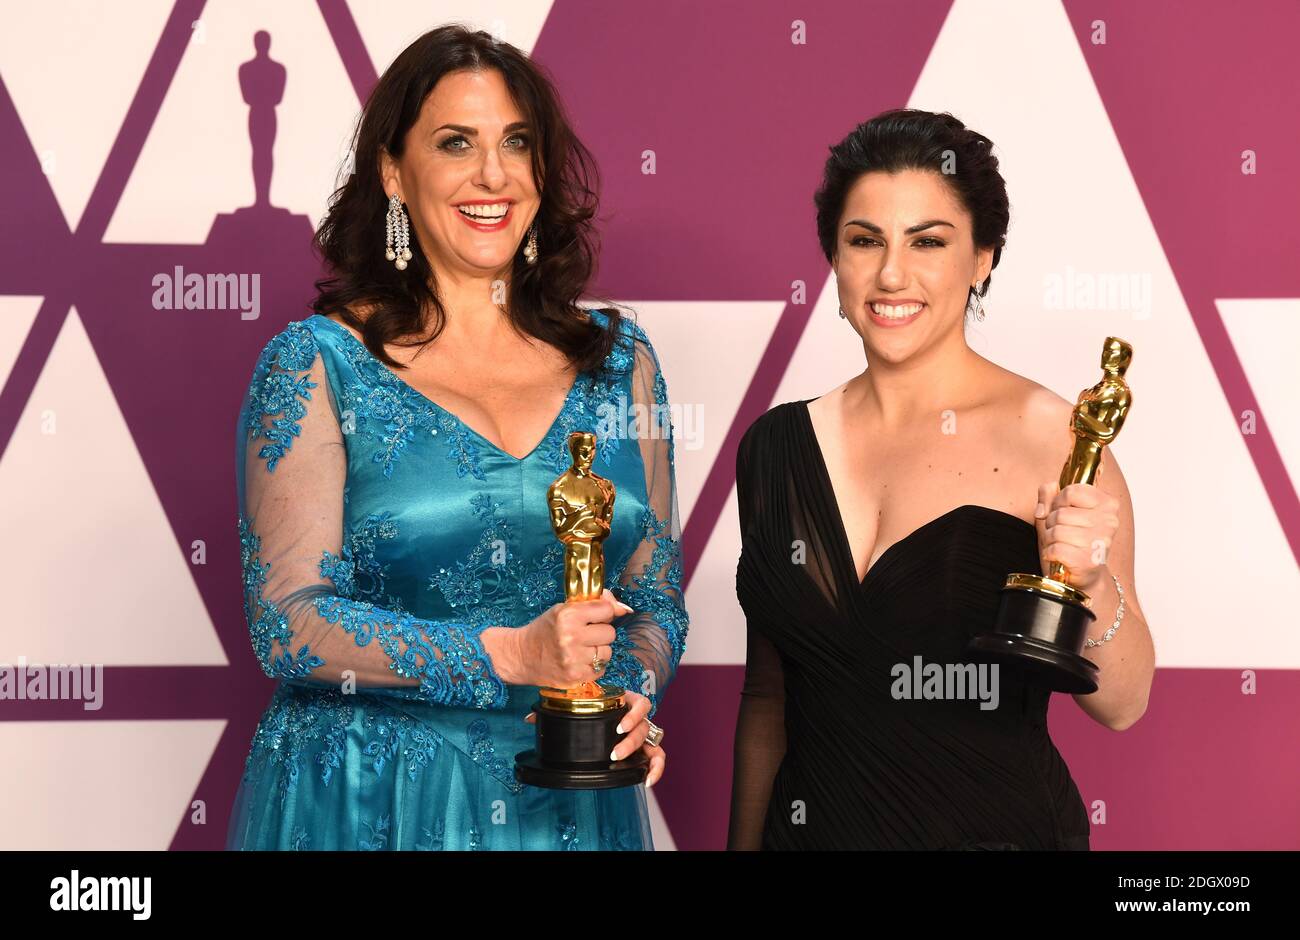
[377,148,400,197]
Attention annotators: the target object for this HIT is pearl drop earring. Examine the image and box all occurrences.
[523,224,538,265]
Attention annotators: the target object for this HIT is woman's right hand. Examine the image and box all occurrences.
[483,589,633,688]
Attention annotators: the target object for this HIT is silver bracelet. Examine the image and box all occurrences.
[1084,574,1125,647]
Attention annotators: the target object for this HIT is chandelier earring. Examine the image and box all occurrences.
[385,193,413,271]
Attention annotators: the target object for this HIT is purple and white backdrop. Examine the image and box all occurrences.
[0,0,1296,850]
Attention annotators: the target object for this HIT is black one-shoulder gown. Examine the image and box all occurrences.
[729,400,1090,850]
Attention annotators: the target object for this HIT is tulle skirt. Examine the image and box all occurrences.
[226,683,653,850]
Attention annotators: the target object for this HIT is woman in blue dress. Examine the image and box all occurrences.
[227,26,688,851]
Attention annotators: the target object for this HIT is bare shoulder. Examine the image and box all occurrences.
[804,377,855,424]
[997,368,1133,503]
[986,368,1077,477]
[1015,375,1076,430]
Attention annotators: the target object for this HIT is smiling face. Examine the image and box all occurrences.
[833,168,993,364]
[379,68,540,280]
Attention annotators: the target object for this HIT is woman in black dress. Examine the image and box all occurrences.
[728,110,1155,850]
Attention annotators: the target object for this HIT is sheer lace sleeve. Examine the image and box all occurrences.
[235,321,508,708]
[599,329,689,718]
[727,420,787,850]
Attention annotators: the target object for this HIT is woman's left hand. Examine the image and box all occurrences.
[524,689,666,787]
[1034,481,1122,594]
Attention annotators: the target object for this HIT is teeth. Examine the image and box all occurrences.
[871,302,924,319]
[457,203,509,220]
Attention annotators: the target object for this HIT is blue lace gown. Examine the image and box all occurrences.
[227,309,688,850]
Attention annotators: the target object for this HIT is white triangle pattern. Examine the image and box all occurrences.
[349,1,556,69]
[0,296,43,385]
[1216,299,1300,496]
[0,306,227,666]
[0,720,226,849]
[0,0,174,232]
[619,301,784,666]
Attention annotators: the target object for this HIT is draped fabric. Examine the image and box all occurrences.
[730,400,1090,850]
[228,309,688,850]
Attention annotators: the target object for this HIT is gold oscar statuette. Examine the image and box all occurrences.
[514,431,650,789]
[967,336,1134,694]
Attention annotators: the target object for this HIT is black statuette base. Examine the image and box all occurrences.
[966,586,1100,694]
[514,700,649,790]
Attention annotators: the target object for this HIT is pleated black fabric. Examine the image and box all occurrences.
[730,400,1090,851]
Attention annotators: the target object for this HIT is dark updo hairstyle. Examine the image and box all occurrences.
[813,108,1009,312]
[312,23,621,371]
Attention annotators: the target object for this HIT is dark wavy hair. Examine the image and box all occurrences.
[311,24,622,372]
[813,108,1010,311]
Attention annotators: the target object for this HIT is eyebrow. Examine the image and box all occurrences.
[843,218,956,235]
[433,122,531,136]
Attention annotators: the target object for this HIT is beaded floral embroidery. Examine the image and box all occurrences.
[234,309,686,848]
